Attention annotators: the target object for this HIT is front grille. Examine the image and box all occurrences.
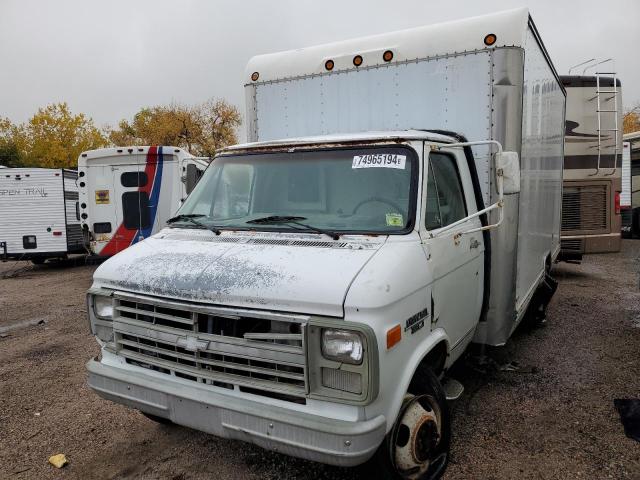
[112,292,308,402]
[561,184,608,233]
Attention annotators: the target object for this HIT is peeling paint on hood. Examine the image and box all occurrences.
[92,230,385,317]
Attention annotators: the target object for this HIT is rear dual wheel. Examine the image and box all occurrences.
[369,366,450,480]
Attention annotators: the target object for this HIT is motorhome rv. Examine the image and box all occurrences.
[77,146,209,256]
[559,72,623,259]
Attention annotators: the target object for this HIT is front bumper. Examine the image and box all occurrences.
[86,359,386,467]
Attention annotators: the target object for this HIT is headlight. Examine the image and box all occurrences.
[321,329,363,365]
[94,295,114,319]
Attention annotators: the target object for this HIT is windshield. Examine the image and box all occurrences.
[176,146,417,235]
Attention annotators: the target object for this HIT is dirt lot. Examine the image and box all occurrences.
[1,242,639,480]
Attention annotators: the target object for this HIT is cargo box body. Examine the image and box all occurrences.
[0,168,84,259]
[244,7,565,345]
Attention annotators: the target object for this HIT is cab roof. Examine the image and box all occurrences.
[220,130,457,154]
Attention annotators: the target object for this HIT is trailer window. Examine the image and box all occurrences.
[121,172,148,188]
[122,192,151,230]
[425,153,467,229]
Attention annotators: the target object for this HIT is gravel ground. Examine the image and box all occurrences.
[0,242,639,480]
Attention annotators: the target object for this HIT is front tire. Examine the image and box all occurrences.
[368,366,450,480]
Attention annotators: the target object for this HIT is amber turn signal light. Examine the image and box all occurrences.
[353,55,363,67]
[387,325,402,350]
[383,50,394,62]
[325,59,335,71]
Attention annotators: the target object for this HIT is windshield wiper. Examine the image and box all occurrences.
[246,215,340,240]
[166,214,221,235]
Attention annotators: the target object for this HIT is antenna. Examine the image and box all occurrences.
[568,58,595,75]
[583,58,613,75]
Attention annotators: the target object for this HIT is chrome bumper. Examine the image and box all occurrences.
[86,359,386,467]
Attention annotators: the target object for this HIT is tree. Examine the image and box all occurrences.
[623,104,640,134]
[107,98,241,156]
[19,103,108,168]
[0,117,22,167]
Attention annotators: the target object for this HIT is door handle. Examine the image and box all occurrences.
[470,238,480,250]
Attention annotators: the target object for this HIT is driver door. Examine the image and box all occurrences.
[420,150,484,351]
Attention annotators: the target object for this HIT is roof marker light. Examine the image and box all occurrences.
[353,55,363,67]
[383,50,394,62]
[251,72,259,82]
[325,59,334,71]
[484,33,497,46]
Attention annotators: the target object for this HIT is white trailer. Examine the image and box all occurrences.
[621,141,632,235]
[0,168,84,263]
[86,9,564,479]
[77,146,209,256]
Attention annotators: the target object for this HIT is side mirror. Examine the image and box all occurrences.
[496,151,520,194]
[185,163,199,194]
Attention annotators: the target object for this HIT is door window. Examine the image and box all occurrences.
[425,153,467,229]
[122,191,151,230]
[121,171,148,188]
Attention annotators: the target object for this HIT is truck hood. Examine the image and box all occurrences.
[92,229,385,317]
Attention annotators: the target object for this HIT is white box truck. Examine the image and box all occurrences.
[77,146,209,256]
[86,8,564,479]
[0,168,84,263]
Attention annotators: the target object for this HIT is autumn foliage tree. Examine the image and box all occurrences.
[623,104,640,134]
[16,103,108,168]
[108,98,242,156]
[0,117,22,167]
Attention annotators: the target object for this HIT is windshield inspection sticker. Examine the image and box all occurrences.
[386,213,404,227]
[352,153,406,169]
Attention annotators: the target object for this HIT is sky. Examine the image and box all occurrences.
[0,0,638,140]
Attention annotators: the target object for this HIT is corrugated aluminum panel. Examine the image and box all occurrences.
[515,28,565,314]
[621,142,631,207]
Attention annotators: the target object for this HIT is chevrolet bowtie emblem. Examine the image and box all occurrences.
[176,336,209,352]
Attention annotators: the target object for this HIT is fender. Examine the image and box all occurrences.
[368,327,450,432]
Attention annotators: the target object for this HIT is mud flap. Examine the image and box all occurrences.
[529,273,558,325]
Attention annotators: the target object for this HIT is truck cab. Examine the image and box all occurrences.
[86,131,496,477]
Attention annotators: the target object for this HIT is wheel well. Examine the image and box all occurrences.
[417,341,448,377]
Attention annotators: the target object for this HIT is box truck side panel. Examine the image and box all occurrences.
[251,52,494,204]
[515,28,564,314]
[0,168,68,256]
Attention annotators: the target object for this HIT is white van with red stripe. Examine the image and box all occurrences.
[78,146,209,256]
